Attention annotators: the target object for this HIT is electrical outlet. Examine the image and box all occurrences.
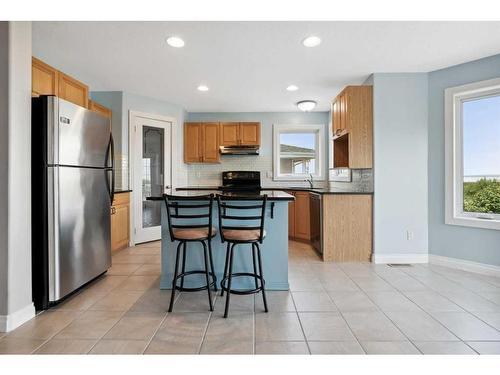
[406,230,414,241]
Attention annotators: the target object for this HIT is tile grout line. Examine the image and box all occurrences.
[289,292,311,354]
[348,269,425,354]
[399,265,500,336]
[197,292,218,354]
[323,289,367,354]
[141,311,170,355]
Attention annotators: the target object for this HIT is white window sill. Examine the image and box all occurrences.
[446,215,500,231]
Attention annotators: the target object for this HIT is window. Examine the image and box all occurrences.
[445,77,500,230]
[273,124,325,180]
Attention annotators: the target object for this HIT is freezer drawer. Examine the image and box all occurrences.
[48,166,112,302]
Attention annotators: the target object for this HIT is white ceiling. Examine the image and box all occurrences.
[32,21,500,112]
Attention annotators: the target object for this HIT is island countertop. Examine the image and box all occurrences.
[147,189,294,201]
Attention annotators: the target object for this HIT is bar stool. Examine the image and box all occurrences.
[217,195,268,318]
[164,194,217,312]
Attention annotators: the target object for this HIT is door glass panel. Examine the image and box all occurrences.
[142,126,164,228]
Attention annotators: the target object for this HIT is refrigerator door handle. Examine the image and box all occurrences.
[105,134,115,204]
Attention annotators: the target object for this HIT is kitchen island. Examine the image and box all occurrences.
[148,189,294,291]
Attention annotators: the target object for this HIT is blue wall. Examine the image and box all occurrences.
[371,74,429,259]
[428,54,500,265]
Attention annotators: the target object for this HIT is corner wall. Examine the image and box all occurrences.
[372,73,429,262]
[0,21,35,332]
[428,54,500,266]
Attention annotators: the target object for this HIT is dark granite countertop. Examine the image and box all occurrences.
[115,189,132,194]
[147,189,294,201]
[175,186,373,195]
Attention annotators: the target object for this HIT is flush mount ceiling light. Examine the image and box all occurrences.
[302,35,321,47]
[197,85,209,92]
[286,85,299,91]
[166,36,185,48]
[297,100,317,112]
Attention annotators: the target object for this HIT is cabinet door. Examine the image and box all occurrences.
[32,57,58,96]
[332,100,340,134]
[58,72,89,108]
[239,122,260,146]
[111,204,130,252]
[220,122,240,146]
[294,192,311,240]
[339,93,347,131]
[202,122,220,163]
[287,192,296,238]
[184,123,202,163]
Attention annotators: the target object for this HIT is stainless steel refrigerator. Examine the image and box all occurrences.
[32,96,114,310]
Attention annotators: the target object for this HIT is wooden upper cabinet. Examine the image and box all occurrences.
[201,122,220,163]
[239,122,260,146]
[332,86,373,169]
[184,123,203,163]
[88,100,112,119]
[32,57,58,97]
[220,122,240,146]
[58,72,89,108]
[184,122,220,163]
[220,122,261,146]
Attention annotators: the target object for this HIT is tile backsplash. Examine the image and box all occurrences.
[186,155,328,188]
[329,168,373,192]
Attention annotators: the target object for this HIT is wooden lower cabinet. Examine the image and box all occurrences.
[287,191,311,241]
[288,192,296,238]
[322,194,372,262]
[111,192,130,252]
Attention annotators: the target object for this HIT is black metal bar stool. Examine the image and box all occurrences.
[164,194,217,312]
[216,194,268,318]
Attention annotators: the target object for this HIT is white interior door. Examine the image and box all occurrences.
[133,116,172,244]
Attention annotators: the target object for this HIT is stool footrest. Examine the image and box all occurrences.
[221,272,265,295]
[174,270,216,292]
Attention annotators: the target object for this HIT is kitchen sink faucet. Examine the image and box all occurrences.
[306,174,314,188]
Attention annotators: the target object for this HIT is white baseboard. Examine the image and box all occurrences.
[429,254,500,277]
[372,253,429,264]
[0,303,36,333]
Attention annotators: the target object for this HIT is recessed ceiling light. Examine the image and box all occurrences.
[166,36,185,48]
[197,85,209,92]
[302,36,321,47]
[286,85,299,92]
[297,100,317,112]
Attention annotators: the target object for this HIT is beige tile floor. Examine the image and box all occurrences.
[1,240,500,354]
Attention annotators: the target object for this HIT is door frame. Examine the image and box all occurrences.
[128,110,178,245]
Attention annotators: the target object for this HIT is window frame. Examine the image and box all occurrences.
[445,77,500,230]
[273,123,325,181]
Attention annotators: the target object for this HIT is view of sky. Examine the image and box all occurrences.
[463,94,500,177]
[280,133,316,149]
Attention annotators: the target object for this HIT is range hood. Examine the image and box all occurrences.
[219,145,260,155]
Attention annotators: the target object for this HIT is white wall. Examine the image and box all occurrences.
[0,21,35,332]
[372,73,429,263]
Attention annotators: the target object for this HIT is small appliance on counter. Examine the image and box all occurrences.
[31,96,114,310]
[219,171,261,192]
